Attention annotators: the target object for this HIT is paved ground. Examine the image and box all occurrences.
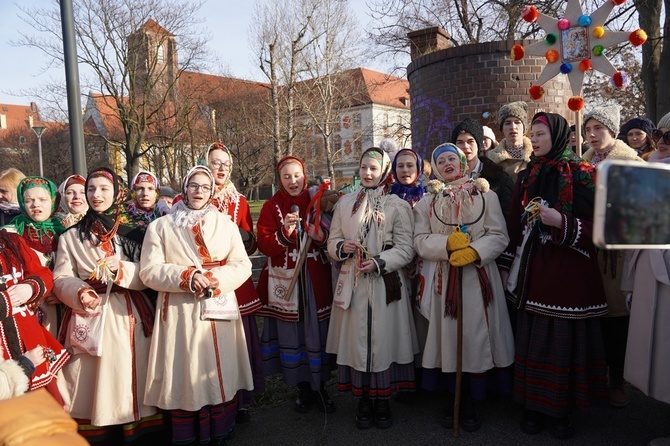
[227,383,670,446]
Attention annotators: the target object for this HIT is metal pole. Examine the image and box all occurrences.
[37,136,44,176]
[60,0,87,176]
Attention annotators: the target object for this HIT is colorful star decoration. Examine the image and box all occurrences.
[511,0,647,111]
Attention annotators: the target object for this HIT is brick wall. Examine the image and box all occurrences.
[407,37,574,159]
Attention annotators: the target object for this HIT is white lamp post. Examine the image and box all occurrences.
[31,125,46,176]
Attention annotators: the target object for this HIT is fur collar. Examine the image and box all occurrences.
[647,151,670,164]
[582,139,642,162]
[486,137,533,164]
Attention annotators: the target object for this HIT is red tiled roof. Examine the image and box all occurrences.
[138,19,173,37]
[180,71,269,103]
[0,103,41,132]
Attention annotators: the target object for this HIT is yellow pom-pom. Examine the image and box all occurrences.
[593,26,605,38]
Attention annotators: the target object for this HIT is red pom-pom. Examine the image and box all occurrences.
[612,71,629,89]
[629,29,647,46]
[579,60,592,71]
[611,0,627,5]
[568,96,585,111]
[511,44,525,61]
[522,6,539,22]
[529,85,545,100]
[545,49,560,63]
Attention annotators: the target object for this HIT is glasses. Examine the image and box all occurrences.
[209,160,232,169]
[186,183,212,193]
[652,129,670,144]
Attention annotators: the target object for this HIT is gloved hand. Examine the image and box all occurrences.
[446,230,470,253]
[449,247,479,267]
[320,190,340,213]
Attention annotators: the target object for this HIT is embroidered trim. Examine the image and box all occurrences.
[179,267,197,291]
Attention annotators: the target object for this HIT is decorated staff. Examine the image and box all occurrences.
[413,143,514,435]
[511,0,647,155]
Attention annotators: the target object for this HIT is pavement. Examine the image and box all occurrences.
[226,382,670,446]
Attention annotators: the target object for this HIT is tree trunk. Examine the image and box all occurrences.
[635,0,662,122]
[658,0,670,120]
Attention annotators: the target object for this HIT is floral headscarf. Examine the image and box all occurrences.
[390,148,425,208]
[431,143,467,183]
[201,142,242,212]
[10,176,65,238]
[200,142,234,186]
[55,174,88,228]
[130,170,160,208]
[170,165,216,229]
[181,165,215,210]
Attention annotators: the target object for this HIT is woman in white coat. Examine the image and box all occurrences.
[140,165,253,446]
[327,147,418,430]
[413,143,514,432]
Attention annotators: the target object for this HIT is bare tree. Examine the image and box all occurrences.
[16,0,211,184]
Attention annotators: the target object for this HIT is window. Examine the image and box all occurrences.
[353,133,362,156]
[333,135,342,153]
[353,113,361,129]
[157,44,165,64]
[0,114,6,130]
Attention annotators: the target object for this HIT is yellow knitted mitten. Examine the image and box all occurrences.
[446,230,470,253]
[449,247,479,267]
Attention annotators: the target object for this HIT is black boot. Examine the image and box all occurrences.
[355,396,374,429]
[314,383,336,413]
[460,393,481,432]
[551,414,575,440]
[520,409,545,435]
[374,399,393,429]
[294,382,312,413]
[443,393,455,429]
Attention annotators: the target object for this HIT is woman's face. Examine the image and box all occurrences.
[585,118,616,152]
[394,153,419,186]
[87,176,115,213]
[208,149,232,186]
[360,157,383,187]
[185,172,213,210]
[279,163,305,196]
[482,138,492,151]
[656,127,670,159]
[134,181,157,209]
[435,151,461,182]
[0,182,17,204]
[626,129,648,150]
[64,184,87,214]
[23,187,52,222]
[530,122,552,157]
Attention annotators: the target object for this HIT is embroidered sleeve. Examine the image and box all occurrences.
[180,267,199,292]
[277,226,296,247]
[0,291,10,320]
[335,241,351,261]
[552,212,583,248]
[371,255,384,275]
[22,276,48,306]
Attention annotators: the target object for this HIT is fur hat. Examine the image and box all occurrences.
[584,104,621,136]
[451,118,484,151]
[498,101,529,131]
[657,112,670,130]
[482,125,497,143]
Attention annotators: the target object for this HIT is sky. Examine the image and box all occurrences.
[0,0,382,107]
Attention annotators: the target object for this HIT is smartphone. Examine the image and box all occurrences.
[593,159,670,249]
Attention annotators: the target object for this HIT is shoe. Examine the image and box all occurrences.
[314,388,336,413]
[520,409,544,435]
[294,382,312,413]
[609,382,630,408]
[211,426,235,445]
[443,402,455,429]
[235,407,251,424]
[551,415,575,440]
[355,397,374,429]
[374,399,393,429]
[460,395,481,432]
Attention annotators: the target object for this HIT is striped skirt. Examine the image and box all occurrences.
[337,363,416,399]
[513,310,608,417]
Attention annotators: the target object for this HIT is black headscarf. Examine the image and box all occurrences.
[76,167,144,261]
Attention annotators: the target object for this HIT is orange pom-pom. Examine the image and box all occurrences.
[568,96,585,112]
[545,49,560,63]
[579,59,592,71]
[611,0,627,5]
[529,85,545,100]
[629,29,647,46]
[511,44,525,61]
[522,6,538,22]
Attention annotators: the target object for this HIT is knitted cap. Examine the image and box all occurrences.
[159,186,177,198]
[451,118,484,151]
[482,125,497,143]
[583,104,621,136]
[498,101,529,131]
[620,117,655,139]
[658,112,670,130]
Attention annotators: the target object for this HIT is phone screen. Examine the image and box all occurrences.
[594,160,670,249]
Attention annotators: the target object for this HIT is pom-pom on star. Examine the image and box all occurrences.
[629,29,647,46]
[579,59,592,71]
[568,96,585,111]
[511,44,525,60]
[612,71,629,89]
[529,85,545,99]
[522,5,539,22]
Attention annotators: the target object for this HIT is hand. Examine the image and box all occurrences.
[79,289,101,310]
[449,247,479,267]
[102,255,121,273]
[341,240,359,255]
[307,224,324,243]
[539,205,562,229]
[23,345,46,367]
[7,283,33,307]
[499,269,510,289]
[283,211,300,235]
[191,272,211,297]
[239,228,250,242]
[44,293,60,305]
[356,259,377,274]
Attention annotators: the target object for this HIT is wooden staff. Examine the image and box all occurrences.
[575,109,583,158]
[285,231,311,301]
[453,266,463,437]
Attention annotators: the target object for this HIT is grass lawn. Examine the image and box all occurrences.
[248,200,266,221]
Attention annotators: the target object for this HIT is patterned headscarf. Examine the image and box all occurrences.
[390,148,425,207]
[181,165,215,210]
[200,142,234,187]
[10,176,64,237]
[351,147,392,216]
[431,143,467,183]
[201,142,242,212]
[55,174,88,228]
